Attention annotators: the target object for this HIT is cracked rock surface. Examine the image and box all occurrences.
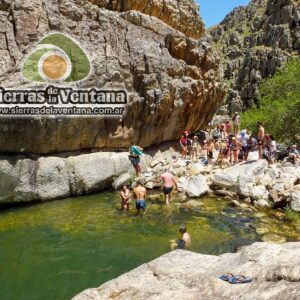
[73,242,300,300]
[0,0,226,154]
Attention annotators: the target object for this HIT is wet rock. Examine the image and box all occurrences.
[229,200,240,207]
[215,189,237,198]
[261,234,287,244]
[182,200,203,210]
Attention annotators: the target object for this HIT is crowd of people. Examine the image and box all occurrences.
[180,113,299,167]
[125,112,299,249]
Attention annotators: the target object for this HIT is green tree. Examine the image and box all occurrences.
[241,57,300,144]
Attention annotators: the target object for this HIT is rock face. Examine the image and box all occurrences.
[0,0,226,154]
[0,152,138,204]
[73,242,300,300]
[208,0,300,113]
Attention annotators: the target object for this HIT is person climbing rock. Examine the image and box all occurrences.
[129,143,143,176]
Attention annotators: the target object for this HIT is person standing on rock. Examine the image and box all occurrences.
[191,136,200,162]
[180,131,189,159]
[159,169,178,206]
[129,143,143,176]
[256,121,265,159]
[120,185,132,211]
[232,112,241,135]
[133,181,147,214]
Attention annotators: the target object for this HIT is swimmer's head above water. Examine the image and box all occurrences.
[179,225,187,234]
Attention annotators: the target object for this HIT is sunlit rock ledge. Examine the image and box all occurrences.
[73,242,300,300]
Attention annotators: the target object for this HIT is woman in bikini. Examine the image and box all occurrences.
[180,131,189,159]
[230,137,242,164]
[120,185,132,211]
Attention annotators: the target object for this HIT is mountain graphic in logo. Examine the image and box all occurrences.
[22,33,91,83]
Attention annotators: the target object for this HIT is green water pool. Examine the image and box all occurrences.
[0,192,299,300]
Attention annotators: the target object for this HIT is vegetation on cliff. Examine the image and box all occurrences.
[241,57,300,143]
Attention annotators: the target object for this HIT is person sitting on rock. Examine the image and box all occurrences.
[265,134,277,164]
[120,185,132,211]
[129,143,143,176]
[180,131,189,159]
[133,181,147,215]
[170,225,191,250]
[289,145,299,164]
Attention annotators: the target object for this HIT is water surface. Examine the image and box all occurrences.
[0,192,299,300]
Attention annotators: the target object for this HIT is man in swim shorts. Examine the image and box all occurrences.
[133,182,147,214]
[159,169,178,206]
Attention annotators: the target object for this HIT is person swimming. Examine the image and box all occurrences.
[170,225,191,250]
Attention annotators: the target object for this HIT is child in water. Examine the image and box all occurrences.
[170,225,191,250]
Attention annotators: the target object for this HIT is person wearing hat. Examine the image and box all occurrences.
[232,112,241,135]
[289,145,299,164]
[179,131,189,159]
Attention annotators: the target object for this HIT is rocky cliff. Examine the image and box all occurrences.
[0,0,226,154]
[208,0,300,114]
[73,242,300,300]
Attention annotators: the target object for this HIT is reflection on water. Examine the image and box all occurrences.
[0,191,299,300]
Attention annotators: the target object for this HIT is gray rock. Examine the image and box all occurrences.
[254,199,271,208]
[112,173,132,190]
[290,191,300,212]
[73,242,300,300]
[251,185,269,201]
[0,152,132,204]
[185,175,209,198]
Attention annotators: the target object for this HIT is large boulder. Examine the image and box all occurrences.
[0,152,133,204]
[0,0,226,154]
[185,174,209,198]
[73,242,300,300]
[212,160,267,189]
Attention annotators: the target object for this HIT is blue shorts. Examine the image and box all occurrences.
[136,200,146,210]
